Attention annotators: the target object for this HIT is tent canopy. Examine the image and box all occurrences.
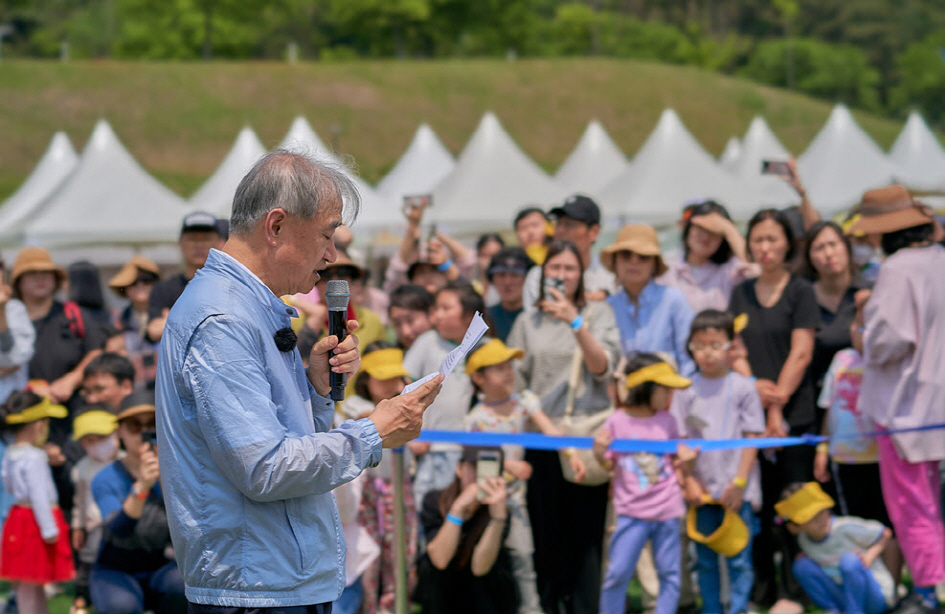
[375,123,455,202]
[0,132,78,246]
[731,116,798,209]
[278,116,398,232]
[889,111,945,192]
[718,137,742,172]
[190,127,266,218]
[797,105,901,213]
[431,112,566,233]
[554,120,629,196]
[22,120,187,247]
[598,109,749,223]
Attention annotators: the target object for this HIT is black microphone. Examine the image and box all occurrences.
[325,279,350,402]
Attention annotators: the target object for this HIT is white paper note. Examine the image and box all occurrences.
[401,312,489,394]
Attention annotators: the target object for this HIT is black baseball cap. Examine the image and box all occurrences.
[549,194,601,226]
[487,246,533,281]
[180,211,221,236]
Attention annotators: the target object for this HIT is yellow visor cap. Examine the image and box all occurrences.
[6,397,68,425]
[466,338,524,374]
[687,503,750,557]
[360,348,411,382]
[775,482,835,525]
[73,410,118,440]
[625,362,691,390]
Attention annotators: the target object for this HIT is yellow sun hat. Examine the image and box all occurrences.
[73,410,119,440]
[625,362,691,390]
[686,497,750,557]
[6,396,68,425]
[359,348,411,382]
[775,482,835,525]
[465,338,524,374]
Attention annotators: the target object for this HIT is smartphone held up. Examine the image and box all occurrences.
[760,159,793,178]
[476,449,502,502]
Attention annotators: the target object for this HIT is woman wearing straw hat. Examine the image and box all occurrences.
[602,224,695,376]
[11,247,108,411]
[850,185,945,614]
[108,255,161,389]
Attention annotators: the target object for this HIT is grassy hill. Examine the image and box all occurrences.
[0,58,908,201]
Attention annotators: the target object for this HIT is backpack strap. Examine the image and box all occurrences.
[63,301,85,339]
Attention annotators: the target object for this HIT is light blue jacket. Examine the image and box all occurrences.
[607,281,696,376]
[156,249,382,607]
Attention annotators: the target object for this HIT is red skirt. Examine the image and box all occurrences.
[0,505,75,584]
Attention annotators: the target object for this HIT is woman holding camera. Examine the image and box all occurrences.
[90,392,186,614]
[507,240,621,614]
[415,447,516,614]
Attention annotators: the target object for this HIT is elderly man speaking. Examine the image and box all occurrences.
[155,150,443,614]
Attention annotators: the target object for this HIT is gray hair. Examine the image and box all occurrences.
[230,148,360,237]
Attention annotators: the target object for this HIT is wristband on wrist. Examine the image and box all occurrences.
[133,483,149,501]
[437,259,453,272]
[816,442,829,454]
[446,513,463,527]
[569,314,584,330]
[564,447,575,458]
[490,516,507,523]
[732,476,747,489]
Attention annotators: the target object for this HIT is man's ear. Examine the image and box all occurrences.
[263,208,289,247]
[588,223,600,243]
[785,521,800,536]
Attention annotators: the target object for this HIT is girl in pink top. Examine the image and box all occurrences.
[593,354,695,614]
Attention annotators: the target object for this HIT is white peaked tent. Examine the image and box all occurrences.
[732,116,798,207]
[719,137,742,173]
[798,105,901,213]
[598,109,748,223]
[376,124,455,201]
[22,120,187,247]
[555,120,629,195]
[889,111,945,191]
[0,132,78,246]
[278,116,397,231]
[430,112,566,232]
[190,127,266,217]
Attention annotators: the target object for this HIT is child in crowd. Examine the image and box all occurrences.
[814,290,902,581]
[672,309,765,614]
[344,342,419,614]
[593,353,695,614]
[464,338,585,614]
[0,391,75,614]
[70,409,120,614]
[388,284,433,351]
[777,482,895,614]
[403,281,484,507]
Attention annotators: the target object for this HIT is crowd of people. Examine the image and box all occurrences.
[0,155,943,614]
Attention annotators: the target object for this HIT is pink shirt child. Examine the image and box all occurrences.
[603,410,685,521]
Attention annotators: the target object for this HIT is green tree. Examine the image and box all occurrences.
[891,29,945,125]
[742,38,880,110]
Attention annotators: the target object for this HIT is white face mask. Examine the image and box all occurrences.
[87,435,118,462]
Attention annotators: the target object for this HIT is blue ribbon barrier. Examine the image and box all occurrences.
[415,422,945,455]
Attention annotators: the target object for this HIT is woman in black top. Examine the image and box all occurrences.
[729,209,819,613]
[803,221,861,394]
[415,447,517,614]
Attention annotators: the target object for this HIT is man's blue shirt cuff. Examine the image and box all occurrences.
[354,418,383,468]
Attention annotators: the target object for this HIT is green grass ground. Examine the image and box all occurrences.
[0,58,908,200]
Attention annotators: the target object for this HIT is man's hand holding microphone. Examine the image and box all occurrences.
[307,280,444,449]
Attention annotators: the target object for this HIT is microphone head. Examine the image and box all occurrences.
[325,279,350,311]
